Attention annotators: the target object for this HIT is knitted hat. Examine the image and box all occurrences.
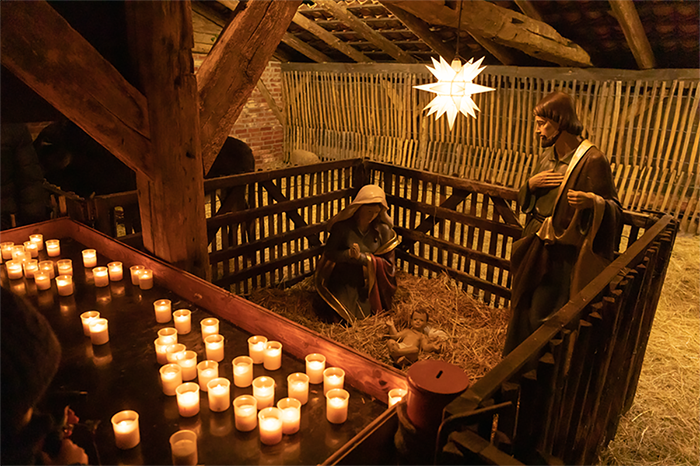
[1,288,61,430]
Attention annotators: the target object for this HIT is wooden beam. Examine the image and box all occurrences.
[197,0,301,173]
[217,0,240,13]
[316,0,418,63]
[380,2,454,60]
[465,32,518,66]
[513,0,543,22]
[191,1,230,28]
[0,0,154,180]
[256,79,285,126]
[609,0,656,70]
[384,0,592,67]
[292,12,373,63]
[125,1,210,279]
[281,32,333,63]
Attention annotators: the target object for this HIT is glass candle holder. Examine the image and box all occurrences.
[204,334,224,362]
[305,353,326,384]
[57,259,73,276]
[166,343,187,364]
[111,410,140,450]
[323,367,345,395]
[89,318,109,345]
[176,383,200,417]
[56,275,74,296]
[173,309,192,334]
[139,269,153,290]
[29,234,43,250]
[233,395,258,432]
[200,318,219,341]
[170,430,197,466]
[207,378,231,412]
[154,337,170,365]
[388,388,407,407]
[12,245,27,262]
[252,376,275,409]
[326,388,350,424]
[108,261,123,281]
[82,249,97,268]
[0,242,14,260]
[277,397,301,435]
[232,356,253,388]
[160,364,182,396]
[247,335,268,364]
[23,241,38,258]
[157,327,178,345]
[39,260,55,279]
[46,239,60,257]
[263,341,283,371]
[6,260,24,280]
[287,372,310,405]
[23,259,38,278]
[93,266,109,287]
[197,360,219,392]
[34,271,51,290]
[129,265,145,285]
[154,299,172,323]
[80,311,100,336]
[258,407,283,445]
[177,351,198,381]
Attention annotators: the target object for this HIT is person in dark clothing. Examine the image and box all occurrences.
[1,124,50,229]
[1,288,89,465]
[502,92,623,356]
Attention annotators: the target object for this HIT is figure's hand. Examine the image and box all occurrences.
[528,169,564,190]
[43,439,88,465]
[349,243,361,260]
[386,318,395,328]
[63,406,79,438]
[567,190,596,209]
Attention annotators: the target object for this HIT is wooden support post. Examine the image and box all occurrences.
[609,0,656,70]
[126,1,210,279]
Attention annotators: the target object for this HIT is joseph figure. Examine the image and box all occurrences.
[502,92,623,356]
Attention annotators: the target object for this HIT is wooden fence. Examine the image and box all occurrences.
[282,64,699,234]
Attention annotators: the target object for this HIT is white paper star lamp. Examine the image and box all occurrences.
[414,56,495,129]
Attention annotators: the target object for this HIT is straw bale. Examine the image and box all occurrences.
[247,270,509,382]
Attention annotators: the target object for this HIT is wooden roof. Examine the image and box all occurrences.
[192,0,699,70]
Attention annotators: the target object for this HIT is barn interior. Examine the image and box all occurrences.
[1,1,698,465]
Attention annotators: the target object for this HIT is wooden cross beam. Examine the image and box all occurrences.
[292,12,374,63]
[282,32,334,63]
[609,0,656,70]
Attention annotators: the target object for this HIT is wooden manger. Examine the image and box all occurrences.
[51,158,677,464]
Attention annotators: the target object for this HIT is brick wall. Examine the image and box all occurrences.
[229,61,285,170]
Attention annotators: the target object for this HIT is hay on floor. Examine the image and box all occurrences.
[247,270,509,382]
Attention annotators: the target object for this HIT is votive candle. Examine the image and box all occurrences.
[108,262,123,281]
[305,353,326,384]
[11,245,27,262]
[200,318,219,341]
[157,327,178,345]
[56,275,74,296]
[197,360,219,392]
[154,338,170,365]
[176,383,200,417]
[29,234,43,250]
[252,376,275,409]
[166,343,187,364]
[93,266,109,287]
[232,356,253,388]
[80,311,100,336]
[57,259,73,276]
[39,260,55,279]
[324,367,345,395]
[173,309,191,334]
[23,259,38,278]
[233,395,257,432]
[247,335,268,364]
[277,398,301,435]
[46,239,60,257]
[6,260,24,279]
[258,408,283,445]
[111,410,140,450]
[207,378,231,412]
[388,388,407,407]
[1,242,14,260]
[23,241,38,258]
[204,334,224,362]
[129,265,144,285]
[139,269,153,290]
[170,430,197,466]
[263,341,282,371]
[89,318,109,345]
[34,271,51,290]
[326,388,350,424]
[154,299,172,323]
[160,364,183,396]
[287,373,309,405]
[177,351,198,381]
[82,249,97,268]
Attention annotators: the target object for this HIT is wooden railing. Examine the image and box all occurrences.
[436,213,677,465]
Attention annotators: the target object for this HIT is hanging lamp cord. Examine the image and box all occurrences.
[455,0,464,61]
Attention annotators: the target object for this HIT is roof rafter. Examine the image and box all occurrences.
[315,0,418,63]
[380,2,454,61]
[282,32,333,63]
[513,0,543,22]
[293,12,374,62]
[608,0,656,70]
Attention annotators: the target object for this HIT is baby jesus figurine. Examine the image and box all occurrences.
[385,310,443,367]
